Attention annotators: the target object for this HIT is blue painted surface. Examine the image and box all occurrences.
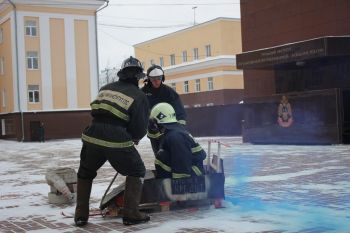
[223,150,350,233]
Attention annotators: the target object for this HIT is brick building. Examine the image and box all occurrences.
[237,0,350,144]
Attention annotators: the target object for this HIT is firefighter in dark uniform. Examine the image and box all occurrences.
[141,64,187,154]
[74,57,150,227]
[149,102,206,179]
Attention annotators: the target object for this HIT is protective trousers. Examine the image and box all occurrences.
[75,143,146,227]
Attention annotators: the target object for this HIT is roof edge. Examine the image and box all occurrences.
[133,17,240,47]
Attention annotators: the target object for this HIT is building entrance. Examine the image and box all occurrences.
[30,121,41,142]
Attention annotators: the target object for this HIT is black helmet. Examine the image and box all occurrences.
[147,64,165,82]
[117,56,145,80]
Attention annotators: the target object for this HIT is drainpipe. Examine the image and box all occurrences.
[8,0,25,142]
[95,0,109,90]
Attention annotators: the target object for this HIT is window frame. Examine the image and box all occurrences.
[195,79,201,92]
[207,77,214,91]
[205,44,211,57]
[184,81,189,93]
[170,54,176,65]
[193,48,199,60]
[28,85,40,103]
[25,20,38,37]
[182,50,187,62]
[0,28,3,43]
[26,51,39,70]
[2,89,6,108]
[0,57,4,75]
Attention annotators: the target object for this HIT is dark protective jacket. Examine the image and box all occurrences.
[155,124,206,179]
[141,83,186,124]
[82,80,149,150]
[142,82,186,143]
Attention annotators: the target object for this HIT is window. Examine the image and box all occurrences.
[182,51,187,62]
[193,48,199,60]
[150,59,154,66]
[1,119,5,135]
[0,57,4,75]
[195,79,201,92]
[28,85,40,103]
[25,20,37,36]
[170,54,175,65]
[27,51,39,69]
[170,83,176,91]
[184,81,189,93]
[159,57,164,67]
[0,28,3,43]
[2,89,5,107]
[208,77,214,91]
[205,44,211,57]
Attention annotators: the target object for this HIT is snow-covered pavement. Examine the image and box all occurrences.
[1,137,350,232]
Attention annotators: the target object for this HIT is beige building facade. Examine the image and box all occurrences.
[134,17,243,108]
[0,0,106,141]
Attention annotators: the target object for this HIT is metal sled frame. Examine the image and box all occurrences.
[99,140,226,215]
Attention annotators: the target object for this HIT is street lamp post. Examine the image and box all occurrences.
[192,6,197,25]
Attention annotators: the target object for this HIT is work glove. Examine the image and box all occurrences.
[148,118,159,133]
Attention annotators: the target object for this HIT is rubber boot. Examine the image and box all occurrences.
[122,176,150,225]
[74,178,92,227]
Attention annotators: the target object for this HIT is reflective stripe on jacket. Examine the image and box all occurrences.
[82,133,134,149]
[83,80,149,149]
[155,158,203,179]
[155,124,206,179]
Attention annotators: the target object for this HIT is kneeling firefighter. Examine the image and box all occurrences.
[74,56,150,226]
[142,65,187,155]
[149,102,206,179]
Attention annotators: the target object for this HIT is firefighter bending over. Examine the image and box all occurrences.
[74,56,150,227]
[149,102,206,179]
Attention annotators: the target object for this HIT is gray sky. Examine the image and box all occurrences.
[97,0,241,71]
